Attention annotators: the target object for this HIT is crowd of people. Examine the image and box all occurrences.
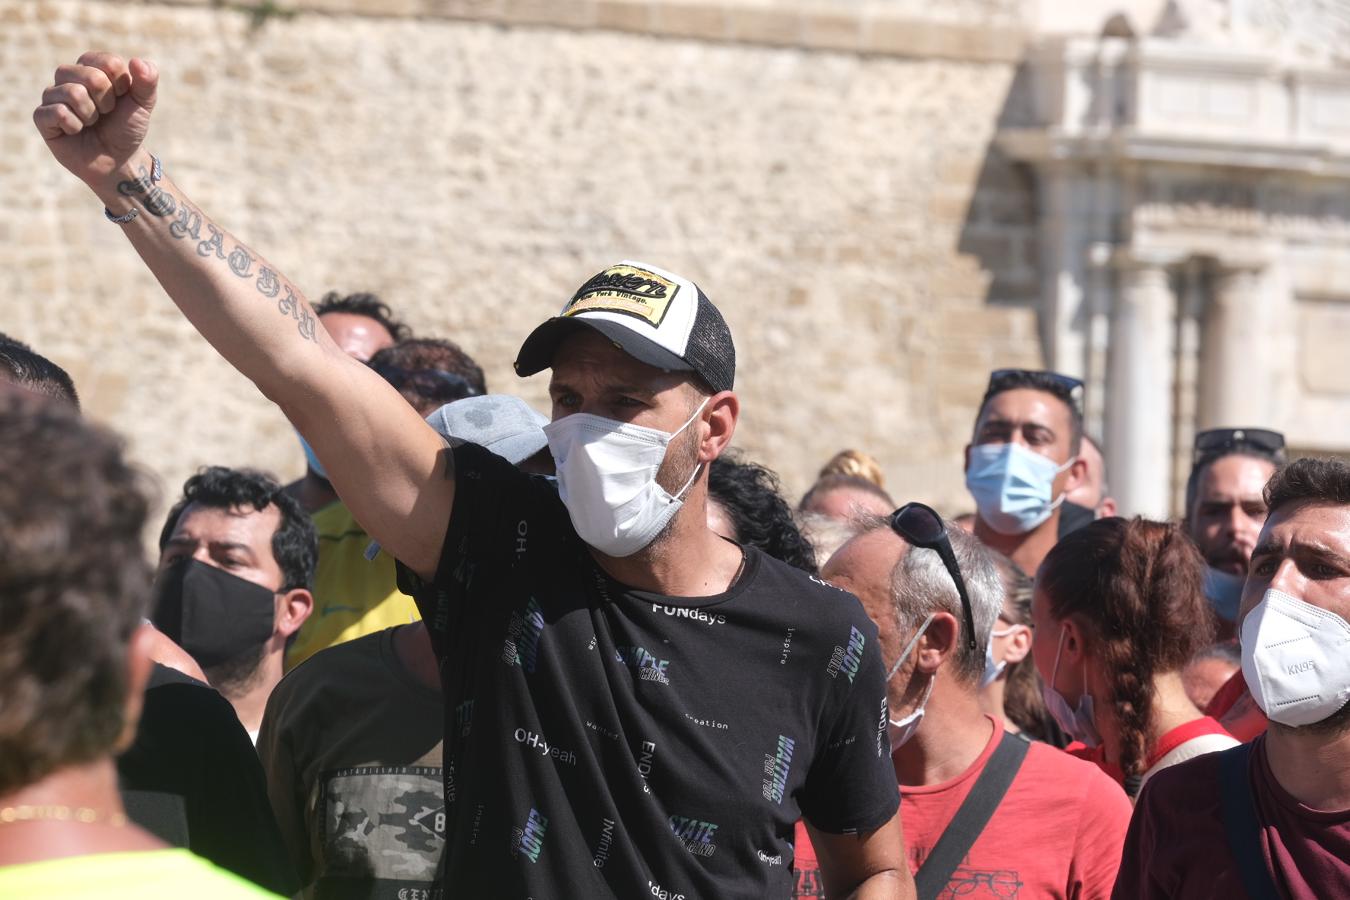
[6,49,1350,900]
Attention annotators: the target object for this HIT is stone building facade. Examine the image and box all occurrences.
[4,0,1347,526]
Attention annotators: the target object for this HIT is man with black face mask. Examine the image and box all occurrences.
[153,466,317,742]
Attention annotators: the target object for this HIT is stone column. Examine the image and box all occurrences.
[1198,265,1274,429]
[1105,257,1177,519]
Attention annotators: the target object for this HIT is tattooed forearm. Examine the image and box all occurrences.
[115,176,320,344]
[117,165,176,218]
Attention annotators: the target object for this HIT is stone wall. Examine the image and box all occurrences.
[4,0,1042,527]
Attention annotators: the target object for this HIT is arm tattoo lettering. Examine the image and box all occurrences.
[278,285,319,343]
[256,266,281,298]
[227,246,255,278]
[135,190,319,344]
[143,186,176,217]
[116,165,154,197]
[197,225,227,260]
[170,207,202,240]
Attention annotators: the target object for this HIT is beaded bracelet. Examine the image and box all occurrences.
[103,155,163,224]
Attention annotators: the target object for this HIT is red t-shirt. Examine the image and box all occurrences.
[794,717,1131,899]
[1113,735,1350,898]
[1067,716,1235,786]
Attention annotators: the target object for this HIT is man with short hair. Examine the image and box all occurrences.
[1115,457,1350,898]
[0,389,277,898]
[794,509,1131,898]
[964,370,1088,577]
[153,467,316,740]
[38,55,911,898]
[1059,433,1117,537]
[1184,428,1286,633]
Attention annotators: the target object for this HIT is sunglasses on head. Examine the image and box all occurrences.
[371,364,482,401]
[888,502,977,651]
[987,368,1085,413]
[1192,427,1286,466]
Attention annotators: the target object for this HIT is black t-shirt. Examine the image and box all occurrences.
[399,444,900,899]
[117,664,300,896]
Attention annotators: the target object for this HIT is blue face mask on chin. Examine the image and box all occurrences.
[297,431,329,482]
[965,442,1075,536]
[1204,566,1244,624]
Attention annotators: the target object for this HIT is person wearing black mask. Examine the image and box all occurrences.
[153,467,317,742]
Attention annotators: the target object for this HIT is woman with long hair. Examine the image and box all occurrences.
[1033,517,1239,796]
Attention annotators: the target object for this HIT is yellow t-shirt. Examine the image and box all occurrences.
[286,502,420,671]
[0,848,283,898]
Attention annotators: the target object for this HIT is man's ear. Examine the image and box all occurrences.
[962,443,972,475]
[276,588,314,638]
[700,391,739,463]
[1098,496,1119,519]
[1061,455,1088,494]
[915,611,961,675]
[1002,624,1033,665]
[115,624,158,753]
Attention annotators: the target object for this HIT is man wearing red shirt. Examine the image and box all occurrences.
[796,509,1131,899]
[1115,458,1350,898]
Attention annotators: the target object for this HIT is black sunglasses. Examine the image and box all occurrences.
[371,364,482,401]
[888,502,977,651]
[1192,427,1286,466]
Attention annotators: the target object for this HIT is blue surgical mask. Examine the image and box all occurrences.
[979,624,1018,689]
[965,443,1075,536]
[297,431,329,482]
[1203,566,1244,624]
[1040,625,1100,747]
[887,614,936,750]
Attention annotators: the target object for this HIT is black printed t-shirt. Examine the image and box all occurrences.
[399,444,899,900]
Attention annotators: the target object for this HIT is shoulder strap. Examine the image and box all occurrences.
[1219,743,1281,900]
[914,731,1030,900]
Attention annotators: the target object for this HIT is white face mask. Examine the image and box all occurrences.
[544,400,707,558]
[887,614,936,750]
[1241,588,1350,728]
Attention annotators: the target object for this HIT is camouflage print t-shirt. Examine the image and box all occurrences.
[258,626,444,900]
[398,444,900,899]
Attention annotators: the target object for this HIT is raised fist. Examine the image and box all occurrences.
[33,52,158,185]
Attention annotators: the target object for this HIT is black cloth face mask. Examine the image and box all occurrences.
[151,558,278,668]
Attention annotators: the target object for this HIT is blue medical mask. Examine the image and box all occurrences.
[979,624,1019,689]
[297,431,329,482]
[1203,566,1244,624]
[965,443,1075,536]
[887,614,937,750]
[1040,625,1100,747]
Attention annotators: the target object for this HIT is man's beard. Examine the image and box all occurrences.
[1204,544,1250,576]
[203,642,269,701]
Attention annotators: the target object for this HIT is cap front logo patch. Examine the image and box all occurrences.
[564,264,679,328]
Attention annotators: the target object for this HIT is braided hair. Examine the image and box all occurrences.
[1038,517,1214,779]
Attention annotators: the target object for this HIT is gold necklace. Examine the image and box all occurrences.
[0,805,127,826]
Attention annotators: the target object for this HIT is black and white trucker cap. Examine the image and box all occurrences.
[514,260,735,393]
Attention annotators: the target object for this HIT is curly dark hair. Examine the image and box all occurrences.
[368,338,488,417]
[0,333,80,410]
[709,454,818,575]
[158,467,317,592]
[0,390,152,794]
[313,291,412,342]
